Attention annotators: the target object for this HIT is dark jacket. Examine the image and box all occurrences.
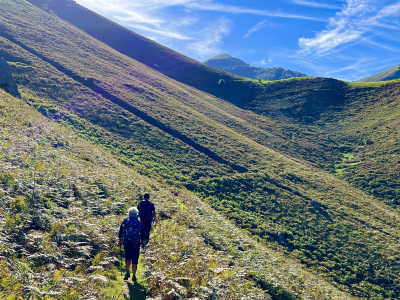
[137,200,155,222]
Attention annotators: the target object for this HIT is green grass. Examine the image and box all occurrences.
[1,0,400,298]
[0,90,354,299]
[335,168,345,174]
[347,79,400,87]
[342,153,354,160]
[97,264,147,299]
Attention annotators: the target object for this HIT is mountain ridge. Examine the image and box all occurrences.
[204,53,308,81]
[1,0,400,298]
[25,0,258,104]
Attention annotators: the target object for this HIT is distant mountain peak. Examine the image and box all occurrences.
[203,54,307,81]
[204,54,249,69]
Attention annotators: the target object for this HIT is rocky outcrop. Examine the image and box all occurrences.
[0,57,20,98]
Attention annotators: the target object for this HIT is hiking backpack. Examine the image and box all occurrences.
[123,218,141,247]
[138,201,153,222]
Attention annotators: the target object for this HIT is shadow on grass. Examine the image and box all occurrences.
[126,280,146,300]
[310,206,333,223]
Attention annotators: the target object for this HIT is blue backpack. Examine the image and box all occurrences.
[123,218,141,247]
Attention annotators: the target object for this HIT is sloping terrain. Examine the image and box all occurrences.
[357,64,400,82]
[1,0,400,298]
[204,54,308,81]
[1,89,358,299]
[25,0,259,104]
[234,77,400,203]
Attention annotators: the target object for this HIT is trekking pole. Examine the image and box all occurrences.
[119,242,123,276]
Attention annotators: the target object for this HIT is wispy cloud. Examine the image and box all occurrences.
[244,20,268,39]
[75,0,323,60]
[185,2,324,20]
[288,50,400,81]
[76,0,192,40]
[121,24,192,40]
[185,17,231,58]
[361,37,400,52]
[298,0,400,55]
[258,56,273,65]
[75,0,325,62]
[289,0,342,9]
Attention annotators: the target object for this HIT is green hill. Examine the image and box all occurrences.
[1,0,400,298]
[2,89,353,299]
[25,0,259,104]
[204,54,308,80]
[357,64,400,82]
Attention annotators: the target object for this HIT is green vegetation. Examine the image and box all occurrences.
[356,64,400,82]
[0,90,352,299]
[1,0,400,298]
[347,79,400,87]
[204,54,308,81]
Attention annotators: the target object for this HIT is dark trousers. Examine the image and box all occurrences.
[124,243,140,264]
[142,219,152,240]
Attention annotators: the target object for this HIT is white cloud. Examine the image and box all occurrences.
[259,59,267,65]
[76,0,195,40]
[298,0,400,55]
[185,2,324,20]
[361,37,400,52]
[74,0,324,61]
[289,0,342,9]
[185,17,231,58]
[121,24,192,40]
[244,20,268,39]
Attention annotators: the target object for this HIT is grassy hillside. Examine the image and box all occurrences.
[204,54,308,81]
[236,76,400,203]
[0,90,356,299]
[1,0,400,298]
[25,0,263,104]
[357,64,400,82]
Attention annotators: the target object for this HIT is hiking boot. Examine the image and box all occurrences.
[123,271,130,280]
[133,275,137,281]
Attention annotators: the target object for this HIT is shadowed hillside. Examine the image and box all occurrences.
[25,0,261,104]
[1,0,400,298]
[204,54,308,81]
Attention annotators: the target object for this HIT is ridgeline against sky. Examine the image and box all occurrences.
[73,0,400,81]
[2,0,400,299]
[204,54,308,80]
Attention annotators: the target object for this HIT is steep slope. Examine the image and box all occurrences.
[204,54,308,81]
[1,89,357,299]
[357,64,400,82]
[1,1,400,298]
[25,0,259,104]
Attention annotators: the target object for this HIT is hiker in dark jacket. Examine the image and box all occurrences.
[137,193,156,245]
[118,207,145,281]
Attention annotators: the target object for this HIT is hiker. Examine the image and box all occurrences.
[137,193,156,245]
[119,207,145,281]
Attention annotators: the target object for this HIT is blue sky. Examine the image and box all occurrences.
[74,0,400,81]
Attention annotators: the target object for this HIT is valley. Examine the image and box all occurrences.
[0,0,400,299]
